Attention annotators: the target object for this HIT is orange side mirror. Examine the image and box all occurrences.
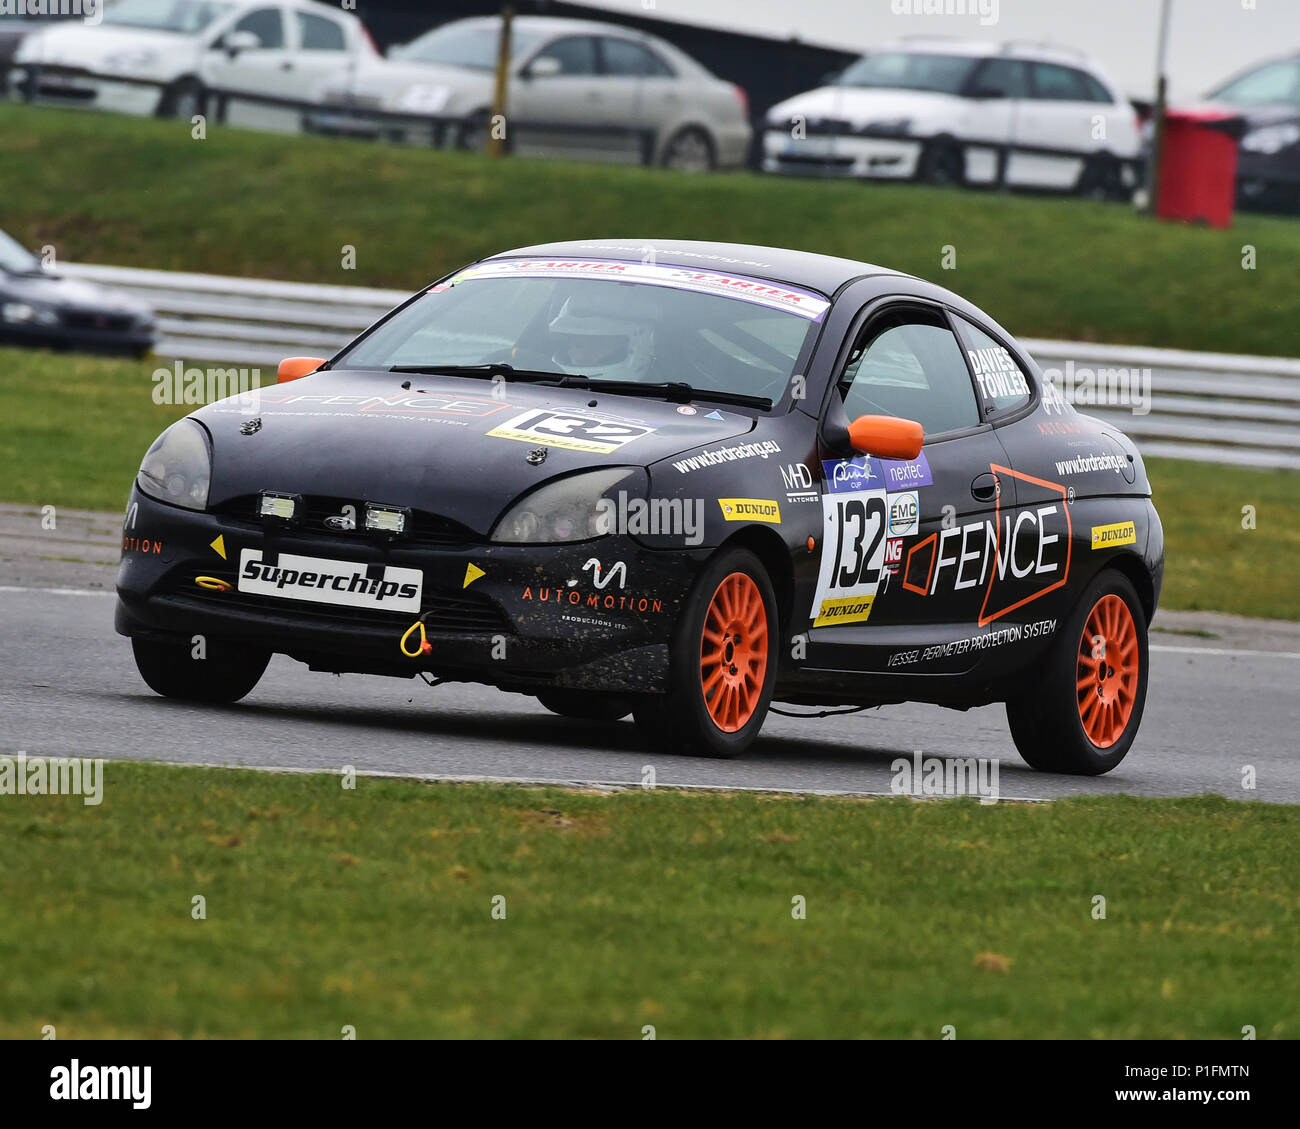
[848,414,924,460]
[277,356,326,383]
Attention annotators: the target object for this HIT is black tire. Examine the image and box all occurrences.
[536,689,633,722]
[1077,154,1127,201]
[1006,570,1149,775]
[916,139,964,186]
[458,109,490,152]
[157,77,205,120]
[132,635,269,704]
[661,126,715,172]
[633,547,778,758]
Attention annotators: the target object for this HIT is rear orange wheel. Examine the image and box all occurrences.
[634,547,777,757]
[700,572,770,733]
[1007,570,1148,775]
[1076,594,1140,749]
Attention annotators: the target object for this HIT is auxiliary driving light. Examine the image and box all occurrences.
[258,493,298,521]
[364,504,408,535]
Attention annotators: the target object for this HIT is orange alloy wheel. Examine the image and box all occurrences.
[699,571,769,733]
[1076,593,1140,748]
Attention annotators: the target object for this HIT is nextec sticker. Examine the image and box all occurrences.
[1091,521,1137,549]
[823,453,932,493]
[718,498,781,524]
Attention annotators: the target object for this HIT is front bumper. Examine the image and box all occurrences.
[115,488,701,692]
[761,128,921,179]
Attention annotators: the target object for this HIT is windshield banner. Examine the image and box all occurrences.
[445,258,832,321]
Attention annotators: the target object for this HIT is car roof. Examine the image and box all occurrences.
[872,38,1097,69]
[486,239,907,295]
[441,15,652,38]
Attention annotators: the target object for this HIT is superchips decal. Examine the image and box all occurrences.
[810,488,888,627]
[449,258,832,321]
[486,408,654,454]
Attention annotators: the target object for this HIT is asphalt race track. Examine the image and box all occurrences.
[3,584,1298,805]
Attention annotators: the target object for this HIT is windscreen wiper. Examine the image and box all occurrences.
[389,363,576,381]
[536,375,772,410]
[388,365,772,410]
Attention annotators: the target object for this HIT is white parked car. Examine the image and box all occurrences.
[11,0,376,126]
[762,40,1141,198]
[306,15,752,171]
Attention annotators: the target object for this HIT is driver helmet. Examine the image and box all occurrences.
[548,286,659,381]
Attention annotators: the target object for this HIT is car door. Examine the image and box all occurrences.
[286,6,357,102]
[1011,61,1098,188]
[598,35,676,161]
[514,35,616,160]
[202,5,300,130]
[960,57,1029,186]
[806,302,1017,674]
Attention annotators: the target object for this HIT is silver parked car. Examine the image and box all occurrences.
[305,15,752,171]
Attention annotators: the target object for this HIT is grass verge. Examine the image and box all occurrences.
[2,346,1297,618]
[0,762,1295,1039]
[3,102,1299,356]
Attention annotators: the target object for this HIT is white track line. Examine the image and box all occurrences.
[0,585,114,597]
[118,759,1054,803]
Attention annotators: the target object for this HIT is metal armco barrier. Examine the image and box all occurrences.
[59,263,1300,472]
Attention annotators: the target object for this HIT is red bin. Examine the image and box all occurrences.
[1155,108,1245,228]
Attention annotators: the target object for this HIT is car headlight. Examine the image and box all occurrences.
[395,84,451,113]
[103,49,159,72]
[491,468,644,544]
[1241,122,1300,155]
[1,301,59,326]
[137,419,212,511]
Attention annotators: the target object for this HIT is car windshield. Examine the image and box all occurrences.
[0,229,39,273]
[332,261,829,408]
[103,0,234,34]
[838,51,979,94]
[392,23,544,69]
[1210,59,1300,107]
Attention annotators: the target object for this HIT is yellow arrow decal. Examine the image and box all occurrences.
[210,534,227,560]
[463,563,485,588]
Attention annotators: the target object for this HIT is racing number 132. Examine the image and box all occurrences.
[832,494,886,587]
[811,488,889,627]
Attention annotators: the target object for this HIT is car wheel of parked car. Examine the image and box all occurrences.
[661,126,715,172]
[1006,571,1149,776]
[634,547,777,757]
[132,636,270,704]
[458,109,491,152]
[1077,154,1126,201]
[158,77,206,121]
[536,689,633,722]
[917,139,965,186]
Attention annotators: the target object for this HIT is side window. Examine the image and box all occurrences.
[1030,62,1089,101]
[968,59,1028,99]
[532,36,598,76]
[838,309,980,436]
[1081,72,1114,104]
[297,12,346,52]
[230,8,285,49]
[952,316,1032,414]
[601,38,675,77]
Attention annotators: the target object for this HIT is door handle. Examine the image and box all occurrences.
[971,471,1000,503]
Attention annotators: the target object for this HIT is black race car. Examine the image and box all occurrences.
[0,229,156,356]
[117,240,1163,775]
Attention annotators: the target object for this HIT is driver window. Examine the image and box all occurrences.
[839,308,980,436]
[229,8,284,49]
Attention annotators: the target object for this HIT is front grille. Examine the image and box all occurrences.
[61,310,134,333]
[214,495,483,549]
[172,566,510,634]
